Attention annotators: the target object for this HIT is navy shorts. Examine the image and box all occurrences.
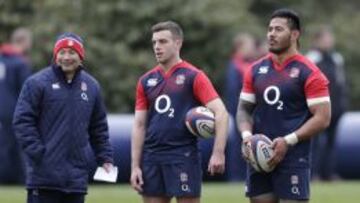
[141,157,202,197]
[245,165,310,200]
[27,189,85,203]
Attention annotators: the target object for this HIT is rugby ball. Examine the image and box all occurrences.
[185,106,215,138]
[244,134,275,173]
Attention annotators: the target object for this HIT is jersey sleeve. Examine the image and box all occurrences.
[305,70,330,106]
[193,71,219,105]
[135,80,148,110]
[239,65,256,103]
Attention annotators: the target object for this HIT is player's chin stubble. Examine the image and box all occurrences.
[269,43,291,55]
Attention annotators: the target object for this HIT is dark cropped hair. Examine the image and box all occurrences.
[151,21,184,40]
[271,8,301,32]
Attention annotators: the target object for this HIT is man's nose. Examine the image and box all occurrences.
[268,29,276,37]
[154,42,160,50]
[63,52,71,59]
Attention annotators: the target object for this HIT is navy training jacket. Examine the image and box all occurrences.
[0,50,31,121]
[13,65,113,193]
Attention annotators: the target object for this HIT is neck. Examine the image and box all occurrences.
[272,45,298,64]
[64,72,76,82]
[160,56,182,72]
[58,66,80,82]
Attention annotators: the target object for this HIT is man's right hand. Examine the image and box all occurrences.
[241,136,252,162]
[130,167,144,192]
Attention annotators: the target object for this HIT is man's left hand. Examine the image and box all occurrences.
[208,151,225,176]
[102,162,114,173]
[268,137,289,168]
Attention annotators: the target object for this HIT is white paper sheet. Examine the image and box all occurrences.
[93,166,118,183]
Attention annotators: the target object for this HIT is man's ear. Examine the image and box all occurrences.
[176,39,183,49]
[291,30,300,42]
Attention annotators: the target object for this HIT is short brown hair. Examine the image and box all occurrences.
[151,21,184,40]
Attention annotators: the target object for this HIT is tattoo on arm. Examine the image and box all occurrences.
[236,100,256,132]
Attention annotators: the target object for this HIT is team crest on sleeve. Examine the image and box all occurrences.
[258,66,269,74]
[81,82,87,91]
[175,74,185,85]
[147,78,158,87]
[289,67,300,78]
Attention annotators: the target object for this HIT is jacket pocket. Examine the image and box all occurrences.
[71,144,94,168]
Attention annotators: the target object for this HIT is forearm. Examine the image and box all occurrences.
[131,126,145,169]
[212,109,228,154]
[236,100,255,135]
[295,112,330,141]
[286,103,331,145]
[91,136,113,165]
[89,97,114,164]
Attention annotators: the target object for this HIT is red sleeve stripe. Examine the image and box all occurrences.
[135,80,148,110]
[307,96,331,106]
[193,71,219,105]
[240,92,256,103]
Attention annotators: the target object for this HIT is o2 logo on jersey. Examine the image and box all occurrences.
[155,94,175,118]
[263,85,283,110]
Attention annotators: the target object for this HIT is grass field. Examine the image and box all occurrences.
[1,181,360,203]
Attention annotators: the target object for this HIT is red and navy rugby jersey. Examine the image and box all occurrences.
[135,61,218,158]
[240,53,330,167]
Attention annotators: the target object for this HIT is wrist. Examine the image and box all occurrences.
[212,147,225,155]
[241,130,252,140]
[131,161,140,170]
[284,132,299,146]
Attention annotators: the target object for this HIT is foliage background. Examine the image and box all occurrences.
[1,0,359,112]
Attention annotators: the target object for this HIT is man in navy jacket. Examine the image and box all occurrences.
[306,25,348,180]
[13,33,113,203]
[0,27,32,183]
